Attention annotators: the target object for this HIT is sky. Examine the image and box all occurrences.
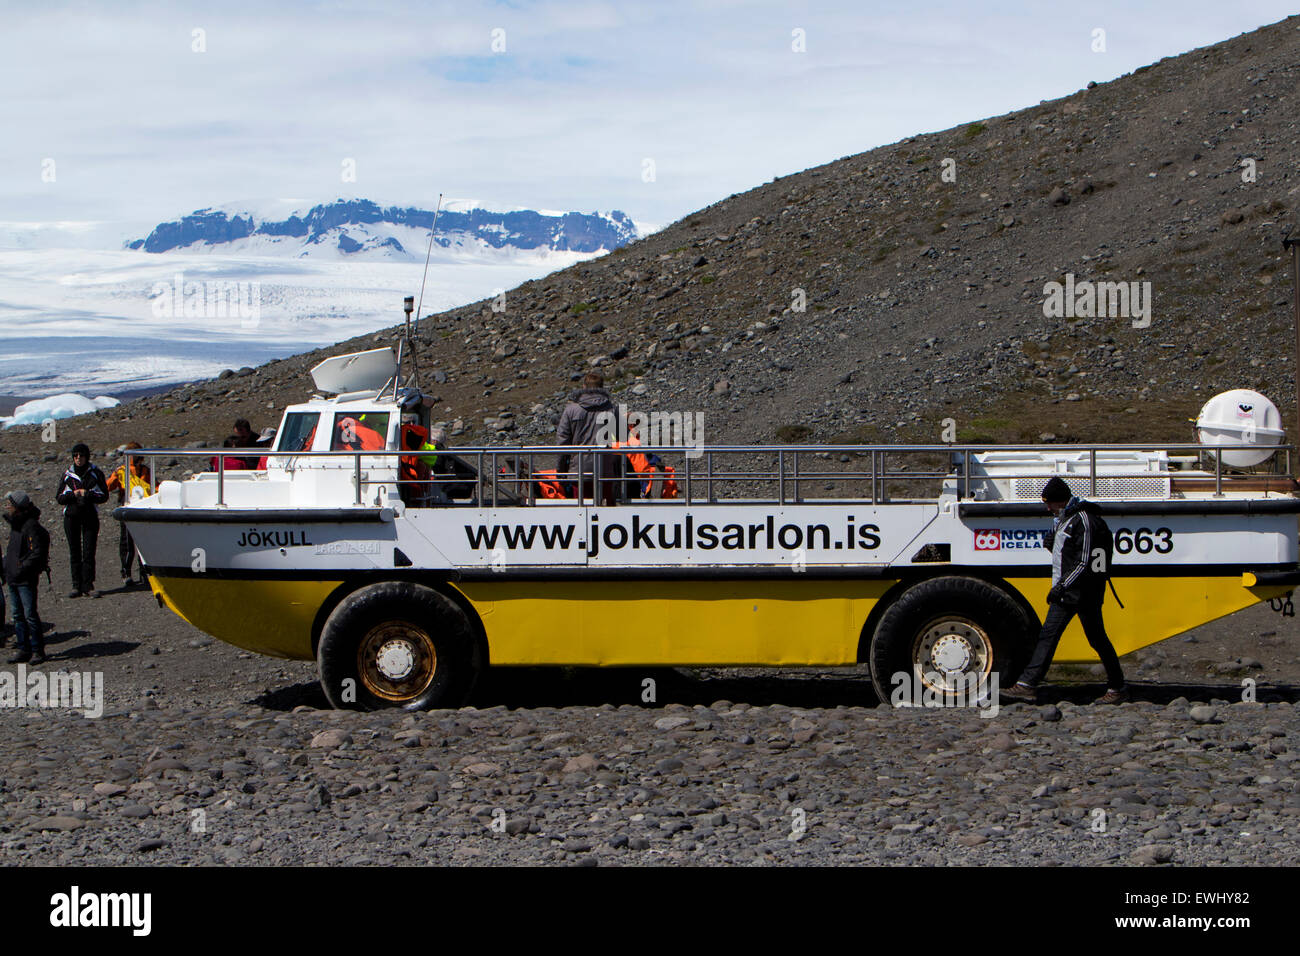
[2,0,1297,239]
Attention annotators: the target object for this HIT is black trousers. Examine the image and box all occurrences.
[119,520,138,578]
[64,510,99,592]
[1018,592,1125,690]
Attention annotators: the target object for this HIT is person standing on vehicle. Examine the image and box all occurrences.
[106,442,152,586]
[57,442,109,599]
[556,372,623,505]
[232,418,262,468]
[398,422,434,507]
[210,436,253,473]
[4,491,49,665]
[1002,476,1129,705]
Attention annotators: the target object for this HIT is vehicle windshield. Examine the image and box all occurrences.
[276,412,321,452]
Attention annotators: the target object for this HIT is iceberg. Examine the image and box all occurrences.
[2,393,120,428]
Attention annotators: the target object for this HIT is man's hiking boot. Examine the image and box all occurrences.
[1095,687,1130,705]
[1000,682,1038,703]
[7,649,32,664]
[67,590,81,599]
[88,589,102,599]
[29,650,46,666]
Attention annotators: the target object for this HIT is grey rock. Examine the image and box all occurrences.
[654,716,692,731]
[1131,844,1174,865]
[310,729,353,748]
[34,816,86,831]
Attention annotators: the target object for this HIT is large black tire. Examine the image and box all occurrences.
[868,576,1035,705]
[317,582,480,711]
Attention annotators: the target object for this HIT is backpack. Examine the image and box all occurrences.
[1084,508,1123,608]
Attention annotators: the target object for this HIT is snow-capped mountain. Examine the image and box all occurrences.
[126,199,639,260]
[0,198,644,395]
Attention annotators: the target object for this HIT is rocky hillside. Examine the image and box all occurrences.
[6,15,1300,462]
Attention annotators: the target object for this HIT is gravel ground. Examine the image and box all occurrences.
[0,572,1296,866]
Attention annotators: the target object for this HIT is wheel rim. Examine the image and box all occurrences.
[911,616,993,696]
[357,622,437,702]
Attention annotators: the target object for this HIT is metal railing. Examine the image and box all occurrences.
[121,440,1297,509]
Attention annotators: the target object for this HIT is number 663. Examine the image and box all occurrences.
[1115,527,1173,554]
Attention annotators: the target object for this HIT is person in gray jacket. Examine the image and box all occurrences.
[556,372,624,504]
[4,491,48,665]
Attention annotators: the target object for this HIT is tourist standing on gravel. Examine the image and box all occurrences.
[4,491,48,665]
[556,372,624,504]
[56,442,109,599]
[106,442,152,586]
[1002,476,1128,705]
[0,557,7,646]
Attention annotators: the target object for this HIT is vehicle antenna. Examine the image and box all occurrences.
[414,193,444,344]
[396,295,415,398]
[390,196,441,398]
[1284,227,1300,460]
[395,193,443,399]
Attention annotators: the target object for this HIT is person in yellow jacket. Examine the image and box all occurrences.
[106,442,153,587]
[419,425,446,469]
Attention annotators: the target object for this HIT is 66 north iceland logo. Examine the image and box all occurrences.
[974,529,1047,551]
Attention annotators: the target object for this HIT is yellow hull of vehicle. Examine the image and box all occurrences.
[1005,576,1279,661]
[150,575,339,660]
[149,572,1286,667]
[460,579,891,666]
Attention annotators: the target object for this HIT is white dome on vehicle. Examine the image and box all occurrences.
[1195,389,1284,468]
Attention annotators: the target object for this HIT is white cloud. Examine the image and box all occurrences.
[2,1,1295,234]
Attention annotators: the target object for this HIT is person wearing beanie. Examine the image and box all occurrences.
[55,442,109,598]
[1001,476,1129,705]
[4,490,49,665]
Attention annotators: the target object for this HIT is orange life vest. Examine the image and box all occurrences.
[399,424,432,498]
[534,469,568,499]
[613,431,679,499]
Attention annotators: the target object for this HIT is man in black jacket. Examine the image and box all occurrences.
[4,491,48,665]
[231,417,263,469]
[1002,476,1128,705]
[56,442,109,598]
